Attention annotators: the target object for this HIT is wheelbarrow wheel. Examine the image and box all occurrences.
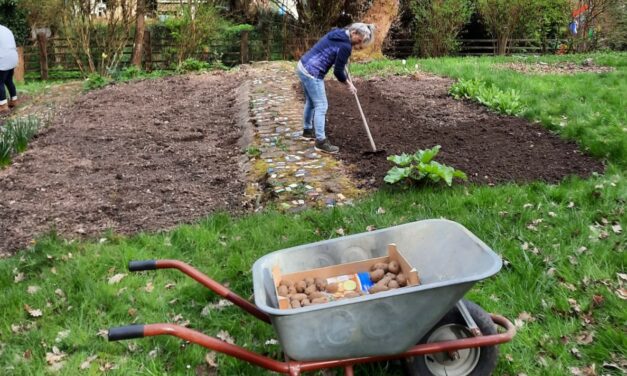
[402,300,498,376]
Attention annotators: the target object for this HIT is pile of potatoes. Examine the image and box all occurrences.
[277,277,342,309]
[368,260,408,293]
[277,260,409,309]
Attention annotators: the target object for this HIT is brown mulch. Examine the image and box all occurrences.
[0,72,249,256]
[325,75,604,188]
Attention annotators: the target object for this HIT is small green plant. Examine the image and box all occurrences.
[178,58,210,72]
[245,145,261,158]
[0,116,41,167]
[0,130,12,167]
[6,117,41,153]
[384,145,467,186]
[450,78,525,116]
[83,73,111,91]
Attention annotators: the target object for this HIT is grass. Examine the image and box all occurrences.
[1,53,626,375]
[0,117,42,167]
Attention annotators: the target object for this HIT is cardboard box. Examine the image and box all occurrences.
[272,244,420,309]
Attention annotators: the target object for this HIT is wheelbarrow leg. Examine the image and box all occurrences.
[344,365,355,376]
[128,259,271,323]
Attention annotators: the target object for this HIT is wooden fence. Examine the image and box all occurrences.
[23,33,567,79]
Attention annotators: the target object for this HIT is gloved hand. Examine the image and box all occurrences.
[347,81,357,95]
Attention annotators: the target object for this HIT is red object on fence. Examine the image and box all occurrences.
[573,4,589,18]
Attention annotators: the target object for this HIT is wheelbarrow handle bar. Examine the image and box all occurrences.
[107,314,516,375]
[128,259,271,324]
[108,324,145,341]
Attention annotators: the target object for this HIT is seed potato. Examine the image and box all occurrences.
[291,300,302,308]
[326,283,339,293]
[370,269,385,282]
[295,280,307,293]
[388,260,400,274]
[277,285,289,297]
[396,273,407,287]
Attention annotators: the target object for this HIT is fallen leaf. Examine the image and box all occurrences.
[548,211,557,217]
[128,308,137,317]
[617,273,627,282]
[127,342,137,352]
[144,282,154,293]
[615,288,627,300]
[571,347,582,359]
[116,287,128,296]
[54,288,65,299]
[216,330,235,344]
[165,283,176,289]
[366,225,376,232]
[591,295,604,307]
[27,286,40,294]
[205,351,218,367]
[201,300,234,316]
[335,228,345,236]
[561,282,577,292]
[568,298,582,313]
[576,331,595,345]
[24,304,43,317]
[99,362,117,371]
[108,273,127,285]
[523,203,533,209]
[14,272,25,283]
[96,329,108,338]
[55,330,70,343]
[46,346,66,365]
[376,207,386,214]
[567,201,575,208]
[611,224,622,234]
[148,348,159,358]
[50,267,57,275]
[11,324,24,333]
[568,256,579,265]
[576,246,588,254]
[23,348,32,360]
[265,339,279,346]
[506,354,514,362]
[169,298,178,305]
[80,355,97,370]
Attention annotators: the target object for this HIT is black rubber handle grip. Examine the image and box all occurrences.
[108,325,145,341]
[128,260,157,272]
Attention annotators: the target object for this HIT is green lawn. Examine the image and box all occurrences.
[1,53,626,375]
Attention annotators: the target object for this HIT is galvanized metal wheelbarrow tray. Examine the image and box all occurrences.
[108,219,515,375]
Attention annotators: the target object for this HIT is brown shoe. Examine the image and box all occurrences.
[0,103,9,113]
[8,98,19,108]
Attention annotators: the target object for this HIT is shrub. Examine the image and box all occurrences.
[83,74,111,91]
[409,0,473,57]
[178,58,210,72]
[384,145,467,186]
[450,79,525,116]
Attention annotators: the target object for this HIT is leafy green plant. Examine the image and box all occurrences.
[178,58,210,72]
[83,73,111,91]
[0,130,12,167]
[245,146,261,158]
[410,0,473,57]
[384,145,467,186]
[5,117,41,153]
[450,78,525,116]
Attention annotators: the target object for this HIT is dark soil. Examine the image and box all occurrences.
[0,73,248,256]
[325,75,604,188]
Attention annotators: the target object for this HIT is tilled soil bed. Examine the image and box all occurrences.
[325,75,603,187]
[0,73,249,256]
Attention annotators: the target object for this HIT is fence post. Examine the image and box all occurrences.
[36,32,49,80]
[14,47,25,83]
[240,30,249,64]
[143,29,152,72]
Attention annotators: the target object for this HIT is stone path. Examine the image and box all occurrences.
[244,62,361,211]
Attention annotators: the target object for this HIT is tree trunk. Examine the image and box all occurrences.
[131,0,146,68]
[352,0,400,61]
[14,47,25,83]
[37,32,49,80]
[496,34,509,55]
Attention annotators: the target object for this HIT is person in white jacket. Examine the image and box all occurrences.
[0,24,19,113]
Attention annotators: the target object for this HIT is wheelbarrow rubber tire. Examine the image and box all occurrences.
[402,300,499,376]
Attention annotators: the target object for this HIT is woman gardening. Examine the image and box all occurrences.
[297,23,375,154]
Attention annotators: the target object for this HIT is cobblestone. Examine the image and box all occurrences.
[244,62,361,211]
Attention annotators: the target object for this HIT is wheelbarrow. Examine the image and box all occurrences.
[108,219,516,375]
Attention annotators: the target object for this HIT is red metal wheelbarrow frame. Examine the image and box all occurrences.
[108,260,516,376]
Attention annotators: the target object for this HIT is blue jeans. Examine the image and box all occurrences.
[297,67,328,141]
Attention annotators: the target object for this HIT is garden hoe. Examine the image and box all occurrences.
[346,65,385,156]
